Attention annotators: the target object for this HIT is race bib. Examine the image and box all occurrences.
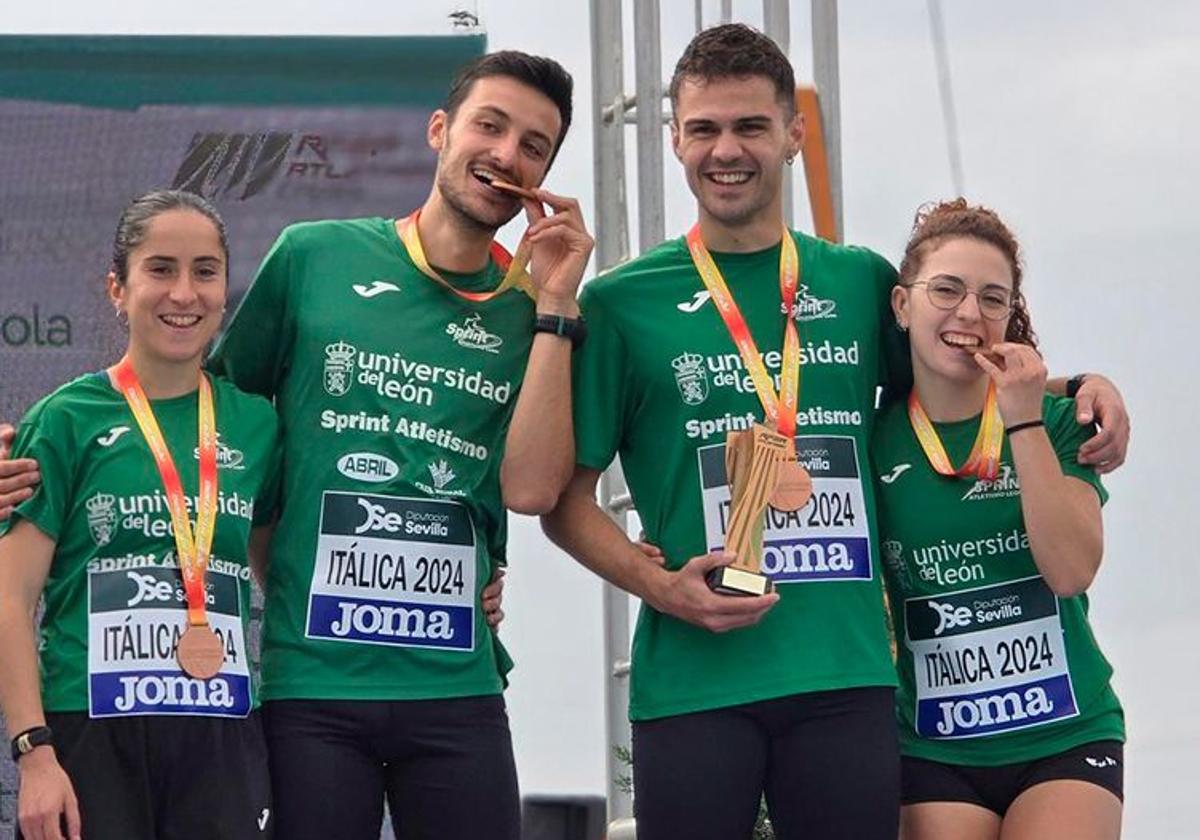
[305,491,477,652]
[699,435,872,582]
[87,565,251,718]
[904,576,1079,739]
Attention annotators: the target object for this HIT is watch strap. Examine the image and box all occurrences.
[532,313,587,348]
[11,725,52,761]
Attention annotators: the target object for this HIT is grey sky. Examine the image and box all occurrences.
[5,2,1198,836]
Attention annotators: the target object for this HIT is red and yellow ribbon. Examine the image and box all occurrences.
[686,223,802,440]
[907,381,1004,480]
[397,209,535,302]
[110,358,218,627]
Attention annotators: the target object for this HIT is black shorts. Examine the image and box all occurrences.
[262,694,519,840]
[631,687,899,840]
[901,739,1124,816]
[19,710,271,840]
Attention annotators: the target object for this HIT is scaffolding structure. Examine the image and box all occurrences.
[588,0,844,827]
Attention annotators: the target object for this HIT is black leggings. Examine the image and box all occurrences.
[262,695,519,840]
[632,687,899,840]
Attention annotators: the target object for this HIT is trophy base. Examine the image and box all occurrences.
[706,566,775,597]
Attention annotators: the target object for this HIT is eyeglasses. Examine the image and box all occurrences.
[906,276,1014,321]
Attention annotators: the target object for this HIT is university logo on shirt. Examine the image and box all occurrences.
[672,352,709,405]
[86,493,118,547]
[323,341,357,397]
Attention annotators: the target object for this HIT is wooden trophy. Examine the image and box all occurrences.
[706,424,792,596]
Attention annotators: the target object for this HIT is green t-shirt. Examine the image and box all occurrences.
[873,394,1124,765]
[0,372,279,717]
[574,231,906,721]
[208,217,531,702]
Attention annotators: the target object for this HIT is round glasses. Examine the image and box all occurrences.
[906,276,1013,320]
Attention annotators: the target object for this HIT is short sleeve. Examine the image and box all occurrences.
[1044,395,1108,504]
[0,402,76,542]
[208,228,297,399]
[573,284,629,471]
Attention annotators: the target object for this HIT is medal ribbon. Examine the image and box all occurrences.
[907,381,1004,480]
[686,223,802,440]
[110,357,218,627]
[398,209,536,302]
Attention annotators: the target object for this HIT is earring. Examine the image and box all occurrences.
[785,154,796,166]
[895,320,907,333]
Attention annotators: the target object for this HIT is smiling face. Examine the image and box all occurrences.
[671,74,803,231]
[893,236,1015,386]
[109,209,227,368]
[427,74,563,232]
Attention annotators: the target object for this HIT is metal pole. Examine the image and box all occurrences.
[811,0,843,240]
[927,0,965,196]
[762,0,793,226]
[720,0,732,24]
[634,0,666,251]
[695,0,703,32]
[591,0,630,272]
[589,0,634,824]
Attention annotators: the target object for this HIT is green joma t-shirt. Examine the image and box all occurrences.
[575,231,906,721]
[0,373,279,717]
[873,394,1124,765]
[209,217,532,702]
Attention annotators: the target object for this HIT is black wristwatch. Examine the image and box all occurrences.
[11,725,53,761]
[532,313,587,349]
[1065,373,1089,399]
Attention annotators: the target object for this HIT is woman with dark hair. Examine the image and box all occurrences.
[0,190,280,840]
[876,199,1124,839]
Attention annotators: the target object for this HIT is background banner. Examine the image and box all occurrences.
[0,34,483,831]
[0,34,483,421]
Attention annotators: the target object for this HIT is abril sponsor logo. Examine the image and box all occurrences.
[1,305,71,347]
[337,452,400,483]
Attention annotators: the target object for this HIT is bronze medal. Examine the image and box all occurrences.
[770,460,813,512]
[177,623,225,680]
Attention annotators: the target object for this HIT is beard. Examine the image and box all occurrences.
[435,160,520,235]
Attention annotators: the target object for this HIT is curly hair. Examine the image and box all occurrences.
[668,23,795,117]
[898,198,1037,349]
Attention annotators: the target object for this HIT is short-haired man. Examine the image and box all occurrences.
[543,24,1128,839]
[209,51,588,839]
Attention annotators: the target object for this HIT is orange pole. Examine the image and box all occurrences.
[796,86,838,243]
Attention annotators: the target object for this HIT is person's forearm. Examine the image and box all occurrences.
[542,488,667,609]
[1010,429,1103,596]
[500,295,578,514]
[0,604,49,738]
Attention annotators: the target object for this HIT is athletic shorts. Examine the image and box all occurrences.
[18,710,271,840]
[901,739,1125,815]
[631,686,899,840]
[262,694,519,840]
